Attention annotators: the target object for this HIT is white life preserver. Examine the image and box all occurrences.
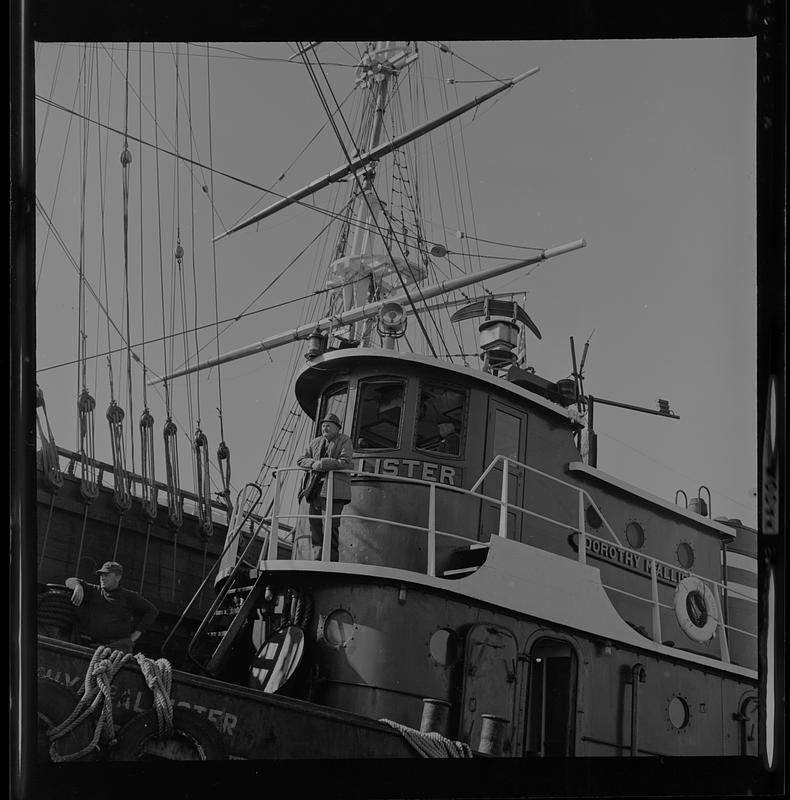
[674,576,719,643]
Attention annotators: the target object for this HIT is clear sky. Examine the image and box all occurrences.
[34,38,757,527]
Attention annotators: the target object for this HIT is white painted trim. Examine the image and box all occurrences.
[726,552,757,573]
[567,462,739,540]
[726,582,758,602]
[261,535,756,681]
[299,349,574,423]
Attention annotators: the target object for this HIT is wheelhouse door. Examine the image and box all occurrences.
[480,400,527,540]
[524,638,578,756]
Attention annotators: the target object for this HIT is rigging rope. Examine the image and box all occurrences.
[302,45,441,357]
[153,43,183,530]
[76,45,98,504]
[193,427,214,539]
[205,43,232,521]
[138,44,158,520]
[35,385,64,493]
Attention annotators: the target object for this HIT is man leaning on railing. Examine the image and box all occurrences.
[296,413,354,561]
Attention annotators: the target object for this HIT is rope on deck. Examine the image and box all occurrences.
[134,652,174,737]
[45,646,176,761]
[47,646,133,762]
[380,719,473,758]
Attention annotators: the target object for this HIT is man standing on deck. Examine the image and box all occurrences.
[296,413,354,561]
[65,561,158,654]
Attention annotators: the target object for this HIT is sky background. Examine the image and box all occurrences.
[34,38,757,528]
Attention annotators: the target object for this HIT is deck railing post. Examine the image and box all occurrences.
[498,458,510,538]
[577,489,586,564]
[427,482,437,577]
[268,471,281,560]
[712,580,731,663]
[322,471,334,561]
[649,558,662,643]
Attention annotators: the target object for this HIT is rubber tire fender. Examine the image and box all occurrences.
[110,707,227,761]
[37,677,98,762]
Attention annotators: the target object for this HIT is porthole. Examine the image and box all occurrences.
[585,505,602,530]
[625,520,645,549]
[668,696,691,730]
[323,609,355,647]
[676,541,695,569]
[429,628,460,667]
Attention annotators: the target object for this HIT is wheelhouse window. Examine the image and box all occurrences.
[317,383,348,434]
[354,379,405,450]
[415,383,467,456]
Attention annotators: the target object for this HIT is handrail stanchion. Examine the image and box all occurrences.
[577,489,586,564]
[267,470,281,560]
[427,482,437,577]
[712,580,731,663]
[322,471,334,561]
[650,558,662,643]
[471,455,501,493]
[498,458,510,538]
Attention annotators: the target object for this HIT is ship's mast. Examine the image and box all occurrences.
[338,41,416,345]
[342,41,397,342]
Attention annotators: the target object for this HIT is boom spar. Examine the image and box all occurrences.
[148,238,585,384]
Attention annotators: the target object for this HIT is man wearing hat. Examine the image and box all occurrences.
[64,561,158,654]
[296,413,354,561]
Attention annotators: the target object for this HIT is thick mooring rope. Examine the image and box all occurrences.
[379,719,473,758]
[47,646,133,762]
[45,647,176,761]
[134,653,174,737]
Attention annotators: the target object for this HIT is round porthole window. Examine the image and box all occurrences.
[668,696,691,730]
[323,609,355,647]
[625,521,645,549]
[429,628,459,666]
[676,541,695,569]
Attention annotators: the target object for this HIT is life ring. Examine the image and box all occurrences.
[37,677,98,762]
[110,707,227,761]
[674,576,719,642]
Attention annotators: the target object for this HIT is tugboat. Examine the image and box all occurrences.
[32,40,758,765]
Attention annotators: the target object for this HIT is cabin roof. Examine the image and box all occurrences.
[295,348,575,423]
[567,462,738,541]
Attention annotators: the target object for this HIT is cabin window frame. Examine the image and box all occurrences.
[352,376,407,452]
[412,380,469,459]
[316,382,350,435]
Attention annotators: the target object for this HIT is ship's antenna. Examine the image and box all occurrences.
[577,329,594,403]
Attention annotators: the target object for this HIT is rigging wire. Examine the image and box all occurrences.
[37,92,538,263]
[122,43,136,476]
[152,45,172,417]
[300,44,440,357]
[206,41,233,514]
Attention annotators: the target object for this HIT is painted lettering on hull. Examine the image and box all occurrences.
[36,667,238,737]
[354,456,459,485]
[176,699,238,736]
[571,533,691,586]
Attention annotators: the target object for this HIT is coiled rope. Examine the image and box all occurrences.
[134,652,174,737]
[379,719,473,758]
[45,647,176,761]
[47,646,133,762]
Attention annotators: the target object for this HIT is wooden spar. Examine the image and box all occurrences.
[213,67,541,242]
[148,238,585,384]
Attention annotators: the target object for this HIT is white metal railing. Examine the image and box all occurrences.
[261,459,756,666]
[266,467,479,568]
